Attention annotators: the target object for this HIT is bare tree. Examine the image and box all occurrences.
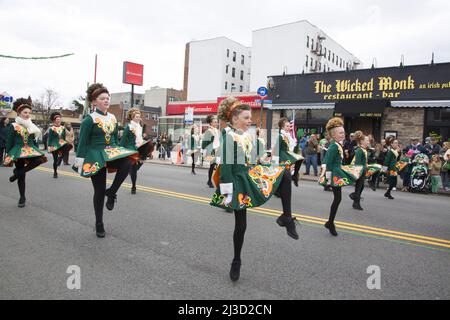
[33,88,59,130]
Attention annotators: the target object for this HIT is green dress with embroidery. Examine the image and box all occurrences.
[119,123,151,152]
[3,123,47,167]
[318,141,363,187]
[276,132,303,166]
[201,127,219,162]
[210,127,286,210]
[74,110,138,177]
[48,125,72,153]
[384,148,400,177]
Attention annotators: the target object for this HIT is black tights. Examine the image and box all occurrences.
[191,154,195,172]
[207,163,216,183]
[90,157,132,224]
[129,143,152,189]
[386,176,397,195]
[232,170,293,262]
[328,187,342,223]
[293,160,303,176]
[14,157,45,199]
[52,144,71,174]
[354,176,365,202]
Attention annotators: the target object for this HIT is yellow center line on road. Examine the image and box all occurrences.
[36,167,450,249]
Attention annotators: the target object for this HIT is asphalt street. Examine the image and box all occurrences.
[1,157,449,300]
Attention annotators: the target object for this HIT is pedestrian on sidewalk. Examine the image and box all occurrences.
[3,98,47,208]
[440,142,450,191]
[73,83,138,238]
[429,154,442,194]
[210,97,299,282]
[47,112,73,179]
[304,134,319,176]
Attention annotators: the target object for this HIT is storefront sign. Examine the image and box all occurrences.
[168,102,218,115]
[269,63,450,104]
[123,61,144,86]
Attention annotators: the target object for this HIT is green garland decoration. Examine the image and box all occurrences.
[0,53,74,60]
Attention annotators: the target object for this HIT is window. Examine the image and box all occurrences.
[311,39,314,50]
[240,70,244,80]
[305,55,309,66]
[225,81,228,90]
[239,86,243,92]
[307,36,309,48]
[310,57,313,67]
[328,50,331,61]
[324,47,327,56]
[241,55,245,65]
[233,51,236,62]
[231,83,235,92]
[318,62,321,71]
[225,65,229,74]
[332,53,335,63]
[227,49,230,57]
[232,67,235,78]
[145,113,150,120]
[336,55,339,66]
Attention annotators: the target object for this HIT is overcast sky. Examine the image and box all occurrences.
[2,0,450,106]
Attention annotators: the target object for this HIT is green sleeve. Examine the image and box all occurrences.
[76,116,93,158]
[219,130,233,184]
[202,130,213,149]
[119,125,130,147]
[5,124,15,153]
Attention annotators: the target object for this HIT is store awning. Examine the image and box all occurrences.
[391,100,450,108]
[269,103,335,110]
[334,100,388,117]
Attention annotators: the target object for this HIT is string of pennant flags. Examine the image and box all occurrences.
[0,53,74,60]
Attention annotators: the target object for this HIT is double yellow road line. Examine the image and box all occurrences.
[36,167,450,251]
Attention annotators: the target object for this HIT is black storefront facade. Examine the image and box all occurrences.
[267,62,450,145]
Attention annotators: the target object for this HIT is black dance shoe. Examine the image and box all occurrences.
[53,172,58,179]
[276,215,300,240]
[207,181,214,188]
[18,197,26,208]
[131,187,137,195]
[349,192,356,201]
[105,189,117,211]
[9,168,20,183]
[95,223,106,238]
[352,202,363,211]
[292,174,299,187]
[191,170,196,175]
[229,260,241,282]
[324,221,338,236]
[369,181,377,191]
[384,192,394,200]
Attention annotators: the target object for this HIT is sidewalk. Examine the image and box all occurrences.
[145,156,450,196]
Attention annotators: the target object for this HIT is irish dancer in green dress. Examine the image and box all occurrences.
[120,108,153,194]
[202,115,220,188]
[275,117,304,187]
[210,97,299,282]
[47,112,73,179]
[3,98,47,208]
[319,118,363,236]
[383,136,400,200]
[73,84,139,238]
[187,125,201,175]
